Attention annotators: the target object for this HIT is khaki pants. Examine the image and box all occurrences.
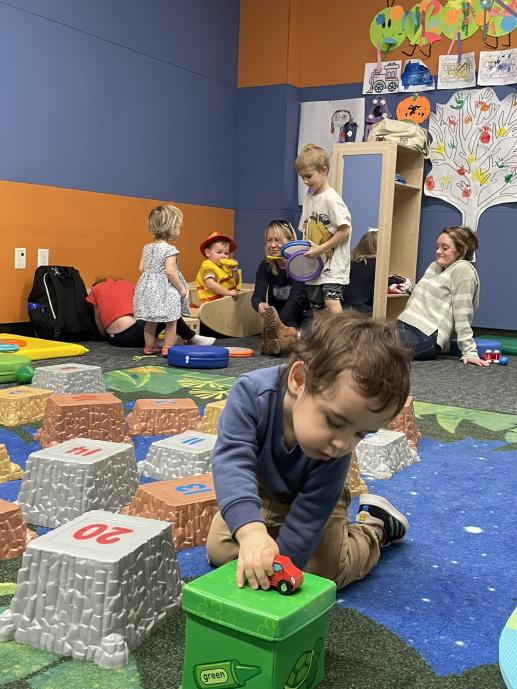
[206,483,380,590]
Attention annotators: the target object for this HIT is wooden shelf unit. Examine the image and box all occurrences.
[330,141,424,320]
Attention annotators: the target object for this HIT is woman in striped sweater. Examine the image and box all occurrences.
[397,225,489,366]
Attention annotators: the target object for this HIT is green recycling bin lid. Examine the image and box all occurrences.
[182,560,336,641]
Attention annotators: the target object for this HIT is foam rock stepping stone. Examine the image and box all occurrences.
[35,392,130,447]
[386,395,421,452]
[0,386,53,427]
[355,429,419,479]
[0,510,182,668]
[18,439,139,528]
[126,398,201,436]
[122,473,218,551]
[199,399,226,434]
[139,430,216,480]
[0,499,37,560]
[0,443,23,483]
[32,363,105,394]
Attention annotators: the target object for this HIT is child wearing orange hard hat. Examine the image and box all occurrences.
[196,232,239,303]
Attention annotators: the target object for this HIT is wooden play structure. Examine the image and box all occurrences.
[187,282,262,338]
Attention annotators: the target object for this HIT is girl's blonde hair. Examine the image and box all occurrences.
[351,229,378,264]
[439,225,478,261]
[265,220,296,275]
[147,204,183,241]
[295,144,329,173]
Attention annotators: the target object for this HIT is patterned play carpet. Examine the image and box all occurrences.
[0,366,514,688]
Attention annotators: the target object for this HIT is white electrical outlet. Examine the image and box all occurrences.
[38,248,49,267]
[15,248,26,269]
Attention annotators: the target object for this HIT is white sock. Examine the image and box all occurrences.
[189,334,216,346]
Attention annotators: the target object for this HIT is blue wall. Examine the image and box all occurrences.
[0,0,239,208]
[234,81,517,330]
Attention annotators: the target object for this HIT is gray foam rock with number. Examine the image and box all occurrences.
[355,429,419,479]
[138,430,216,480]
[18,439,139,528]
[31,363,106,394]
[0,510,182,668]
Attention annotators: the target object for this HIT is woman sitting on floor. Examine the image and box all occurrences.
[86,276,215,347]
[251,220,309,356]
[397,225,488,366]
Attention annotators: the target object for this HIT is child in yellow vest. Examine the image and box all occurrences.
[196,232,239,302]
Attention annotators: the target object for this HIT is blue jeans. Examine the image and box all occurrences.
[397,321,439,361]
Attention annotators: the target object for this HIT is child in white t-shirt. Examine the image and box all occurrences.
[296,144,352,312]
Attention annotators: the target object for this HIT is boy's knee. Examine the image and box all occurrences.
[206,512,239,567]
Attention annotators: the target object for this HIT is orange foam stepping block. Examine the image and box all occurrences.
[36,393,130,447]
[386,395,421,452]
[122,473,217,551]
[0,498,36,560]
[126,398,201,436]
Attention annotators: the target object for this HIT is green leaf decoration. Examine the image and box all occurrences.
[28,657,143,689]
[414,402,517,450]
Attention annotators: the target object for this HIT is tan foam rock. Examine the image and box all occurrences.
[386,396,420,451]
[126,398,201,436]
[0,498,36,560]
[199,399,226,434]
[122,473,217,551]
[347,451,368,497]
[0,387,54,427]
[0,444,23,483]
[35,393,130,448]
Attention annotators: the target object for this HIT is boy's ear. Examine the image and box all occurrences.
[204,247,211,257]
[287,361,306,395]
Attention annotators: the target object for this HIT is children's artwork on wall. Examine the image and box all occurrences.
[425,87,517,232]
[297,99,365,205]
[400,59,436,91]
[370,5,406,54]
[437,52,477,89]
[403,0,444,57]
[482,0,517,47]
[363,61,402,94]
[478,48,517,84]
[396,94,431,123]
[363,97,392,141]
[441,0,482,40]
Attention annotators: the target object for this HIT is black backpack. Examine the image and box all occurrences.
[27,266,99,341]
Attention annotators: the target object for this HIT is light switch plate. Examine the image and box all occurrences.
[15,248,26,269]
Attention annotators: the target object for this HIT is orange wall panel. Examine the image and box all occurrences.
[0,181,234,323]
[238,0,293,86]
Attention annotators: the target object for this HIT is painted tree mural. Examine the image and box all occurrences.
[425,87,517,232]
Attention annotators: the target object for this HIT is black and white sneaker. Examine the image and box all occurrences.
[357,494,409,546]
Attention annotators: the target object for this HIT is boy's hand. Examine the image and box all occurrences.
[304,241,323,258]
[235,522,279,590]
[258,303,269,315]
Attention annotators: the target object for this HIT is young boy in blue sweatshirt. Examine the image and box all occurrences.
[207,312,411,591]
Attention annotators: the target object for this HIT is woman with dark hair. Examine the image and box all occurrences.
[397,225,488,366]
[341,228,379,314]
[251,220,309,355]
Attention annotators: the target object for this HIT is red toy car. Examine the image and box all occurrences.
[268,555,304,595]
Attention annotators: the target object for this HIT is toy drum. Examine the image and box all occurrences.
[280,241,324,283]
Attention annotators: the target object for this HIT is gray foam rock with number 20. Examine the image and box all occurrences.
[0,510,182,668]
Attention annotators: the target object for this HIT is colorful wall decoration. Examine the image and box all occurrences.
[425,87,517,232]
[369,1,517,57]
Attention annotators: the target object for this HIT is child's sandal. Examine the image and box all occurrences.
[143,346,158,355]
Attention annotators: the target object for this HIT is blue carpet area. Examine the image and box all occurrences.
[1,423,515,678]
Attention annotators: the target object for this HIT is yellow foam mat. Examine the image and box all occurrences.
[0,334,89,361]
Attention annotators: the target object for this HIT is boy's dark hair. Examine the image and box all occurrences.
[285,311,411,415]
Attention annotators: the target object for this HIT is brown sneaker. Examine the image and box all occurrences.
[261,307,297,356]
